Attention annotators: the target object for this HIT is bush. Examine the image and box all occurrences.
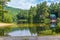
[44,18,50,24]
[40,30,52,35]
[4,14,13,23]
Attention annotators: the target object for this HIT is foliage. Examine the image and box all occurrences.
[1,1,60,35]
[40,30,52,35]
[4,13,13,23]
[0,0,10,22]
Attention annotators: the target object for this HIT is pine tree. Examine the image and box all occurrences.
[36,1,49,23]
[29,6,37,24]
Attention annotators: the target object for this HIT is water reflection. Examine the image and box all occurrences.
[8,29,37,36]
[4,26,37,36]
[0,24,56,36]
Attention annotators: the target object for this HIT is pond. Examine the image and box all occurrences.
[0,24,55,36]
[3,25,38,36]
[8,29,37,36]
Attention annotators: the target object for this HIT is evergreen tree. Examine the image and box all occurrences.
[29,6,37,23]
[36,1,49,23]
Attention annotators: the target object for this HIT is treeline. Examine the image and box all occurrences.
[16,1,60,34]
[16,1,60,24]
[1,1,60,24]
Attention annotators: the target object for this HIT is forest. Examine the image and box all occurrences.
[0,1,60,23]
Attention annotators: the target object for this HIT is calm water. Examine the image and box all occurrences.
[0,24,53,36]
[3,26,37,36]
[8,29,37,36]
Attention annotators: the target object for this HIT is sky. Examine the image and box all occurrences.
[7,0,60,9]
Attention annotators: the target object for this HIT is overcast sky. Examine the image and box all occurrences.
[7,0,60,9]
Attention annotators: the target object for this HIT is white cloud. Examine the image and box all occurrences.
[45,0,60,6]
[7,0,37,9]
[47,2,51,6]
[7,0,60,9]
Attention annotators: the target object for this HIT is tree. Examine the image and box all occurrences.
[4,13,13,23]
[0,0,10,22]
[58,2,60,18]
[29,6,37,23]
[36,1,49,23]
[49,3,59,17]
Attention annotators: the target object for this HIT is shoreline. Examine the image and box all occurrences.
[0,23,14,27]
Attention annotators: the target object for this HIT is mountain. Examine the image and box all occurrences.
[5,6,21,16]
[4,6,29,18]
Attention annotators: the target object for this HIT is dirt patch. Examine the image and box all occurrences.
[0,23,14,27]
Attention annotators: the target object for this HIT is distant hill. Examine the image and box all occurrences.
[5,6,21,16]
[5,6,29,18]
